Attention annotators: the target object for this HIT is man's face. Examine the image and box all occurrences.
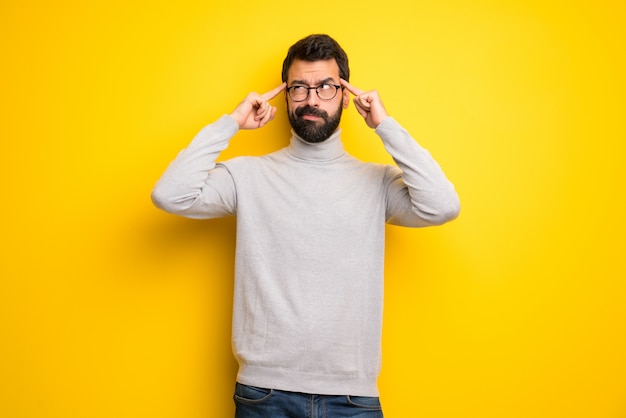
[286,59,350,143]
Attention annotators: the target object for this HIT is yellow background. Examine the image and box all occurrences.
[2,1,625,417]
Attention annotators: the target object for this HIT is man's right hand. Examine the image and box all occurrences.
[229,83,286,130]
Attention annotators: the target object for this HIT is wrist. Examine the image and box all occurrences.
[227,112,244,129]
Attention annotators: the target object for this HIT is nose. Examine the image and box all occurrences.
[305,89,320,107]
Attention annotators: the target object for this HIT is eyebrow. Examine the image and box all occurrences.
[290,77,337,86]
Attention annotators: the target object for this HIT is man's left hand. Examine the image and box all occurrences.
[340,79,389,129]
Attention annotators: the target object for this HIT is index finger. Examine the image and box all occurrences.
[340,78,365,96]
[261,82,287,101]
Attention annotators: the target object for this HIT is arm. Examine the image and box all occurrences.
[377,118,460,226]
[151,83,286,218]
[151,115,239,218]
[340,79,460,227]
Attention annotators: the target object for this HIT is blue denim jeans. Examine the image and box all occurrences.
[234,383,384,418]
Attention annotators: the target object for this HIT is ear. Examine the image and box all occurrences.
[342,87,350,109]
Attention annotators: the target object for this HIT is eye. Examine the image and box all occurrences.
[318,84,333,91]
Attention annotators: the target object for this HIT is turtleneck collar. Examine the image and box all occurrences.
[287,128,345,162]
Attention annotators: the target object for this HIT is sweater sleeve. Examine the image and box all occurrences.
[151,115,240,219]
[375,117,460,227]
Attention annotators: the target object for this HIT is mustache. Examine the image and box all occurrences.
[295,106,328,119]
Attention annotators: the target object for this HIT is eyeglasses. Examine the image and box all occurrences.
[286,84,342,102]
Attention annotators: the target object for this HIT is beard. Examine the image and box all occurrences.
[288,101,343,144]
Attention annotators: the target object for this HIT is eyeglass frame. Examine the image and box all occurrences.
[285,84,343,102]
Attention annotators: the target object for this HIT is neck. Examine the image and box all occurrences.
[287,129,345,162]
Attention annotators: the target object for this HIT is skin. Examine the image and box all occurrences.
[229,59,389,131]
[285,59,350,125]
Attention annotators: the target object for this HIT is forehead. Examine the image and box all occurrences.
[287,59,340,84]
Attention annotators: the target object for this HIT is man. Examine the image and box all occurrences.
[152,34,460,418]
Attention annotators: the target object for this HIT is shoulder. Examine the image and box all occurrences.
[217,148,290,171]
[346,153,396,173]
[341,155,400,185]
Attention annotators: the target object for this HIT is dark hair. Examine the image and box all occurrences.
[281,34,350,83]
